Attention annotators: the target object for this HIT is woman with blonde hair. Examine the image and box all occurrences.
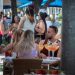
[16,30,38,59]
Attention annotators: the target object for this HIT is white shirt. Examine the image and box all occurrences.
[23,16,36,32]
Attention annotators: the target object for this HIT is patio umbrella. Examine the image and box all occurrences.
[17,0,62,8]
[49,0,62,7]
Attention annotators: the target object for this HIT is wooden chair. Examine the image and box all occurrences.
[13,59,42,75]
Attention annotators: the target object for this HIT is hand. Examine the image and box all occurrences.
[39,53,47,59]
[35,27,41,33]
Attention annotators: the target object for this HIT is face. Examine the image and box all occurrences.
[14,16,19,23]
[3,17,7,21]
[29,15,34,21]
[47,28,56,39]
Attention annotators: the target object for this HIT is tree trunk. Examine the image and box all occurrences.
[11,0,17,23]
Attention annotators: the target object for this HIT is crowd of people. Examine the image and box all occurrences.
[0,6,61,60]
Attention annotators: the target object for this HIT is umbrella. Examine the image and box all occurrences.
[49,0,62,7]
[3,0,62,9]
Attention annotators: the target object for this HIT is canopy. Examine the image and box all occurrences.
[18,0,62,8]
[17,0,32,7]
[3,0,62,9]
[50,0,62,7]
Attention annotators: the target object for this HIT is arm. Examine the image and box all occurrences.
[57,42,61,58]
[39,53,47,58]
[2,43,13,52]
[0,23,4,35]
[57,45,61,58]
[18,16,26,30]
[35,20,45,34]
[35,27,41,33]
[35,43,46,58]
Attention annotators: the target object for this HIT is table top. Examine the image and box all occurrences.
[42,57,61,64]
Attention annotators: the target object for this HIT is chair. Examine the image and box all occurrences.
[13,59,42,75]
[3,62,13,75]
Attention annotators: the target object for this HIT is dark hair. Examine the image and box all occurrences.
[3,15,7,18]
[26,6,34,16]
[0,12,3,15]
[0,12,3,19]
[12,15,20,23]
[14,16,20,22]
[49,26,58,34]
[39,12,47,32]
[39,12,47,19]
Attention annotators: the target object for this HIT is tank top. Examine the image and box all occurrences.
[23,16,36,33]
[40,39,60,57]
[34,20,46,40]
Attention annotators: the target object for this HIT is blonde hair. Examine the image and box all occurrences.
[16,30,34,51]
[13,30,22,45]
[4,30,23,51]
[12,29,23,51]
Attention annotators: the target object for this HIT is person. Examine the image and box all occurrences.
[3,16,11,44]
[0,30,23,64]
[3,15,12,30]
[0,12,4,45]
[39,26,61,58]
[18,6,36,33]
[2,29,23,55]
[9,16,20,31]
[35,12,47,40]
[16,30,38,59]
[3,16,20,44]
[3,16,9,31]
